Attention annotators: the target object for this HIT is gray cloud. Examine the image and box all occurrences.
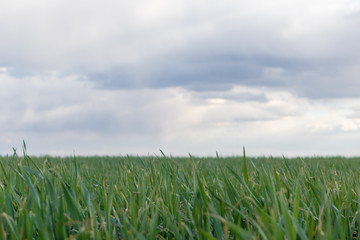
[1,71,360,156]
[86,53,314,92]
[1,0,360,100]
[3,0,360,156]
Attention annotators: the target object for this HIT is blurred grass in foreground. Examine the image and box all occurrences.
[1,148,360,239]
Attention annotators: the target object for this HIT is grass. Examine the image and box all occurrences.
[1,146,360,239]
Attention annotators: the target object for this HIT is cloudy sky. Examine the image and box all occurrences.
[1,0,360,156]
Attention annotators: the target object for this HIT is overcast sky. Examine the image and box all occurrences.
[1,0,360,156]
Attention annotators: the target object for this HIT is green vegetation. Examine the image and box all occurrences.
[1,146,360,239]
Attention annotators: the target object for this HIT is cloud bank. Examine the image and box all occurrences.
[1,0,360,155]
[1,72,360,156]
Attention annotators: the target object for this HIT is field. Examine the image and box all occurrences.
[1,147,360,239]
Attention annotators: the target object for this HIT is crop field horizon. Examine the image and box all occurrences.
[1,145,360,239]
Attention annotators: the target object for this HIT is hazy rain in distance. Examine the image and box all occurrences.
[1,0,360,156]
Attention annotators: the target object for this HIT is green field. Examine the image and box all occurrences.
[1,147,360,239]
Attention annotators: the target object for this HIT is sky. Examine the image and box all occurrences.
[1,0,360,157]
